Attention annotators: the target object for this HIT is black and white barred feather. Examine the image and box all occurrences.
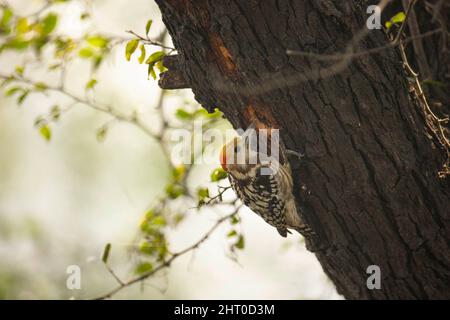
[219,127,315,238]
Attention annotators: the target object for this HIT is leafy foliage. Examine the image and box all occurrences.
[0,0,244,299]
[124,22,169,79]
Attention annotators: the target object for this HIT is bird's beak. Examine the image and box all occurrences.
[219,145,227,171]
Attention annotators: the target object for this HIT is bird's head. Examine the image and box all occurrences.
[220,137,258,179]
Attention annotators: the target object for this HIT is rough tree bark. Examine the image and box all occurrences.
[154,0,450,299]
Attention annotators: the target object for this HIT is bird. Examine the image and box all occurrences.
[219,130,313,238]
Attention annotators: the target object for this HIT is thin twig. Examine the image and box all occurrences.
[398,33,450,177]
[202,186,233,207]
[394,0,418,44]
[286,29,441,61]
[212,0,432,96]
[126,30,175,51]
[104,264,125,286]
[94,208,241,300]
[401,0,432,79]
[0,73,158,140]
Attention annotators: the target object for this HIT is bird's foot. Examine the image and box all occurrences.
[286,149,304,160]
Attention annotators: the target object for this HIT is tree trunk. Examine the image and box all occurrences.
[155,0,450,299]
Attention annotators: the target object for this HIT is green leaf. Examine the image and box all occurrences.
[140,219,150,233]
[174,213,185,225]
[206,108,223,119]
[211,168,228,182]
[155,60,166,73]
[15,65,24,75]
[33,36,47,52]
[0,7,13,30]
[152,215,166,226]
[41,13,58,34]
[145,19,153,35]
[5,86,22,97]
[55,38,76,57]
[172,165,186,182]
[39,124,52,142]
[145,210,154,220]
[135,262,153,275]
[34,116,45,127]
[197,187,209,200]
[193,109,209,118]
[227,230,237,238]
[50,105,60,121]
[230,215,239,225]
[148,65,156,80]
[175,108,192,120]
[102,243,111,263]
[139,241,154,255]
[0,77,12,88]
[96,126,107,142]
[80,12,90,20]
[78,47,93,58]
[138,44,146,64]
[86,35,108,48]
[34,82,47,91]
[85,78,97,90]
[93,56,103,70]
[193,108,222,119]
[125,39,139,61]
[4,37,29,50]
[391,12,406,24]
[145,51,165,64]
[165,184,184,199]
[140,210,166,233]
[385,12,405,29]
[16,17,29,34]
[235,235,245,250]
[17,90,29,105]
[48,63,61,70]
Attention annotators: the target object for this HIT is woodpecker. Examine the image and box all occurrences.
[219,134,313,238]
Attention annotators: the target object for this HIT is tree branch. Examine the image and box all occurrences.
[0,73,159,140]
[93,206,241,300]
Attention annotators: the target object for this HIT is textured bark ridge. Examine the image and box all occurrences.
[155,0,450,299]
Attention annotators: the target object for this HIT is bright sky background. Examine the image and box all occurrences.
[0,0,340,299]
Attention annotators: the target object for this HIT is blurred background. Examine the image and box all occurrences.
[0,0,340,299]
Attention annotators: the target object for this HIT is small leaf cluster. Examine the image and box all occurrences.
[1,2,247,287]
[385,12,405,29]
[136,209,169,275]
[0,4,110,142]
[164,165,187,200]
[1,73,61,142]
[0,6,58,53]
[227,215,245,254]
[124,20,167,79]
[78,35,110,70]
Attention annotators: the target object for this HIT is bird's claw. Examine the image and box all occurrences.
[286,149,304,159]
